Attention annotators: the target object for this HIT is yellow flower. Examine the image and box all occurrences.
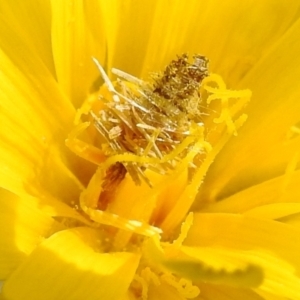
[1,1,300,299]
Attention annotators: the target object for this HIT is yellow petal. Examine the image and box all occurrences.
[202,169,300,216]
[185,213,299,264]
[138,1,300,83]
[118,291,136,300]
[0,31,90,202]
[148,282,188,300]
[102,0,161,76]
[279,212,300,228]
[51,0,107,107]
[2,227,140,300]
[197,283,264,300]
[0,0,55,75]
[192,0,300,85]
[185,213,300,298]
[244,203,300,219]
[255,290,292,300]
[0,188,53,280]
[198,17,300,202]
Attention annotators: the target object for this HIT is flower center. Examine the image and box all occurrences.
[66,54,251,246]
[64,54,252,299]
[91,54,209,187]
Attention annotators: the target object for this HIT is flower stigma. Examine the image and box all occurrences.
[65,54,252,298]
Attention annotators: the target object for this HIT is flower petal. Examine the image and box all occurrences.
[198,17,300,202]
[0,188,53,280]
[185,213,300,298]
[2,227,140,300]
[0,0,55,75]
[101,0,161,76]
[202,169,300,218]
[197,283,264,300]
[148,282,189,300]
[134,0,300,84]
[187,0,300,85]
[0,27,90,202]
[119,292,136,300]
[51,0,107,107]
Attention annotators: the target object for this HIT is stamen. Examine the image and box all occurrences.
[160,77,250,234]
[161,273,200,299]
[92,57,120,103]
[112,67,144,85]
[85,206,162,236]
[67,54,251,239]
[90,54,210,186]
